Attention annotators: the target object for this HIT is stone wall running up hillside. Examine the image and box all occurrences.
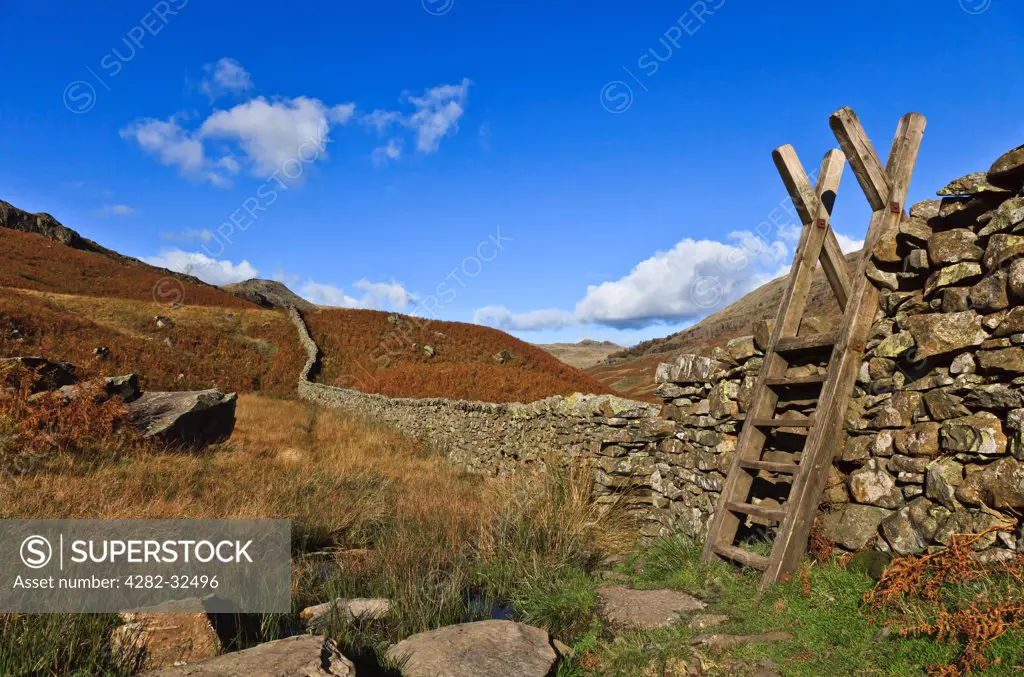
[290,308,676,499]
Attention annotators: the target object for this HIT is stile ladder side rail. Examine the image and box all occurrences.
[700,148,845,565]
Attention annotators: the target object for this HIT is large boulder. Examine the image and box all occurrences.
[142,635,354,676]
[128,390,237,447]
[385,620,557,677]
[55,374,140,403]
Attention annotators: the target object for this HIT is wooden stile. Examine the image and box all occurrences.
[700,107,925,593]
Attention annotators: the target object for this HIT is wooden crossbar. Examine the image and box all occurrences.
[700,106,925,593]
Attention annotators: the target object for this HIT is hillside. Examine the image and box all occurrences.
[586,252,859,399]
[0,200,612,403]
[537,339,623,369]
[305,308,614,402]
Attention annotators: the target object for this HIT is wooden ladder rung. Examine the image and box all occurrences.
[739,459,801,475]
[774,331,838,353]
[727,501,786,523]
[748,417,815,428]
[765,374,827,387]
[712,543,770,571]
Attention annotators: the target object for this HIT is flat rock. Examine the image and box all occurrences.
[385,620,556,677]
[927,228,982,266]
[128,389,237,447]
[597,585,705,629]
[141,635,354,676]
[937,171,1011,196]
[983,234,1024,271]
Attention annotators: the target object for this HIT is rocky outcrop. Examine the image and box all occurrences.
[222,279,313,310]
[128,390,237,447]
[1,356,77,392]
[385,620,557,677]
[141,635,354,676]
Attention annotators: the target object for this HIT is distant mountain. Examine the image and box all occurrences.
[538,339,624,370]
[222,279,312,310]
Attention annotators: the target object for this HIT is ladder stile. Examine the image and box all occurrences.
[700,108,925,594]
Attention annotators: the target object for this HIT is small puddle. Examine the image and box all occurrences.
[464,589,517,621]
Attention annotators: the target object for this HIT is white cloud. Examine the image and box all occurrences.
[371,139,403,166]
[144,249,257,286]
[474,230,793,331]
[120,116,207,176]
[198,58,254,101]
[200,96,354,177]
[98,204,135,217]
[299,278,416,310]
[833,232,864,253]
[405,79,471,153]
[361,109,403,134]
[161,229,214,243]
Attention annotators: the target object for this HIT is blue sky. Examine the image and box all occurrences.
[1,1,1022,346]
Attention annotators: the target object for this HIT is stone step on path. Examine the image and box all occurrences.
[596,585,707,630]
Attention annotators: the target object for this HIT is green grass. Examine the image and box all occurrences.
[0,614,128,677]
[574,535,1024,677]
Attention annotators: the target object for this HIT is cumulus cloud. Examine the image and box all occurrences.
[124,59,468,180]
[144,249,257,286]
[200,96,354,176]
[474,230,794,332]
[198,57,253,101]
[299,278,416,310]
[358,79,472,158]
[98,204,135,217]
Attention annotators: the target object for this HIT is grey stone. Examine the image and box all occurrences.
[979,347,1024,374]
[925,458,964,509]
[927,229,982,266]
[596,585,705,629]
[964,384,1024,411]
[923,389,970,421]
[983,234,1024,271]
[726,335,757,362]
[386,621,556,677]
[55,374,140,403]
[299,598,391,631]
[849,459,904,509]
[821,504,891,550]
[881,507,927,555]
[924,263,984,295]
[969,272,1009,313]
[874,331,915,358]
[655,354,727,384]
[955,457,1024,510]
[893,422,941,457]
[978,196,1024,237]
[902,311,988,360]
[940,414,1007,455]
[142,635,355,676]
[950,353,977,375]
